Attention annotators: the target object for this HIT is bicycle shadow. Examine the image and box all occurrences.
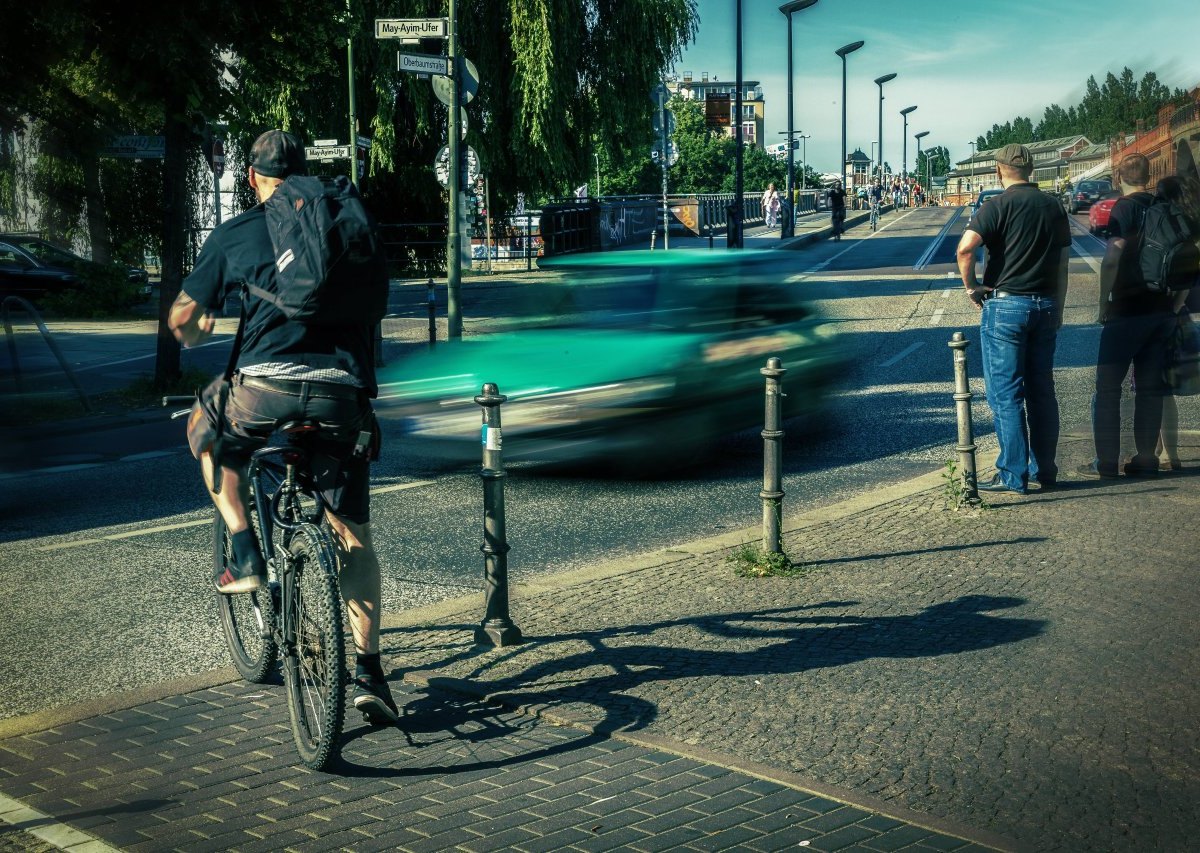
[336,594,1043,777]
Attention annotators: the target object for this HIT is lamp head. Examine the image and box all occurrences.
[835,40,864,57]
[874,73,897,86]
[780,0,818,15]
[914,130,930,140]
[900,105,918,116]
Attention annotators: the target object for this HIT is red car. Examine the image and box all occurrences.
[1088,192,1121,237]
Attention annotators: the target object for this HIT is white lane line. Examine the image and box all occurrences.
[118,450,177,462]
[72,334,235,373]
[913,207,964,270]
[930,307,946,325]
[0,792,122,853]
[878,341,925,368]
[788,210,918,282]
[30,480,437,552]
[941,289,953,298]
[1072,240,1101,275]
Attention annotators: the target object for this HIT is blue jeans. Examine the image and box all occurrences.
[1092,311,1173,472]
[980,293,1061,490]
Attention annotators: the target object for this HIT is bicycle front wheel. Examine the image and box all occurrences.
[281,524,346,770]
[214,514,277,683]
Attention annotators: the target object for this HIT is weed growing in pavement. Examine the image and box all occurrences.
[941,458,988,514]
[728,543,811,578]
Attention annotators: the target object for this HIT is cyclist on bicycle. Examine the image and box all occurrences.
[869,178,884,224]
[168,130,398,725]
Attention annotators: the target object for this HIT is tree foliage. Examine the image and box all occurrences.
[975,68,1188,149]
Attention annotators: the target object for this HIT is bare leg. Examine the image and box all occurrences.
[198,450,251,533]
[326,514,381,656]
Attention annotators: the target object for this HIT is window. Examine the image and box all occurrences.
[742,122,756,143]
[742,105,755,119]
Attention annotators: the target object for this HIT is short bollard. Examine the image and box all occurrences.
[474,384,523,647]
[426,278,436,348]
[948,332,981,504]
[760,357,787,553]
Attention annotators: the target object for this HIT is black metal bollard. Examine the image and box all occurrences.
[948,333,981,504]
[426,278,436,349]
[760,357,787,553]
[474,383,523,647]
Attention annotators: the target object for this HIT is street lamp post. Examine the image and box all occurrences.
[835,40,865,192]
[734,0,744,248]
[914,130,930,193]
[900,105,917,186]
[799,133,810,191]
[874,73,896,185]
[969,140,977,193]
[780,0,819,234]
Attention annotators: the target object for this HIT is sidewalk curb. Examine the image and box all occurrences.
[0,463,954,741]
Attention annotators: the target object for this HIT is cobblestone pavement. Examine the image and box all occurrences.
[1,438,1195,852]
[389,439,1200,852]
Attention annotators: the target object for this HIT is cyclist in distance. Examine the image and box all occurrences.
[869,177,884,228]
[168,130,398,725]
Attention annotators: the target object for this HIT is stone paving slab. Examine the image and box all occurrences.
[0,680,992,853]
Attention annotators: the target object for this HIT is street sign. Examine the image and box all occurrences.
[305,145,352,161]
[356,135,371,149]
[314,138,337,146]
[434,145,480,188]
[99,135,165,159]
[398,52,450,76]
[431,57,480,106]
[375,18,447,39]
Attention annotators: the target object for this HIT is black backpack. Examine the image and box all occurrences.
[247,175,389,325]
[1136,195,1200,294]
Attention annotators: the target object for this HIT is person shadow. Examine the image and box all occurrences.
[390,594,1045,738]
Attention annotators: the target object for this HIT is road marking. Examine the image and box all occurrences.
[31,480,437,552]
[878,341,925,367]
[941,288,953,298]
[1071,240,1101,275]
[913,207,964,270]
[930,307,946,325]
[72,334,235,373]
[0,792,121,852]
[787,209,919,282]
[789,273,951,283]
[118,450,177,462]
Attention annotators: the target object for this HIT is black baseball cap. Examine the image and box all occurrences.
[249,130,306,178]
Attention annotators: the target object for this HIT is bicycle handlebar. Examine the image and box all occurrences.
[162,395,196,406]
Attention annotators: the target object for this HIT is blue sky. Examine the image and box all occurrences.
[673,0,1200,174]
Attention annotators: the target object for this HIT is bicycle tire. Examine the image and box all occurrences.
[281,523,346,770]
[213,514,278,683]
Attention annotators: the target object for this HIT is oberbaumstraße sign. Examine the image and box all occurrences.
[398,52,450,77]
[376,18,447,39]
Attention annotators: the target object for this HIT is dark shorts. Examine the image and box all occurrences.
[188,374,377,524]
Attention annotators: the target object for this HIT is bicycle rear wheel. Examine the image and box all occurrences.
[281,524,346,770]
[213,514,277,683]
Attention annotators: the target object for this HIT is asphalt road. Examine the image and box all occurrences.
[2,206,1180,722]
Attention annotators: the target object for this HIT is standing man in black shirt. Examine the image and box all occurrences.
[956,144,1072,494]
[168,130,399,725]
[829,180,847,241]
[1081,152,1177,478]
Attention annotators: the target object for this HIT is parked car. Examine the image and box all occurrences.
[1062,180,1112,214]
[0,233,150,304]
[1087,191,1122,237]
[376,250,847,471]
[967,189,1004,225]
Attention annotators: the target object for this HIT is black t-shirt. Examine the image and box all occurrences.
[829,188,846,211]
[183,205,377,395]
[1108,191,1174,316]
[966,183,1071,295]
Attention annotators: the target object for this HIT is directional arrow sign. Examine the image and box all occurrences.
[431,57,480,106]
[398,52,450,77]
[376,18,447,39]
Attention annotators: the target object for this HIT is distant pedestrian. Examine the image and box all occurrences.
[762,183,781,229]
[1081,152,1178,479]
[956,143,1072,494]
[828,180,847,241]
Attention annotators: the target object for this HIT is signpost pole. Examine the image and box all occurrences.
[659,90,669,251]
[446,0,462,340]
[347,0,359,186]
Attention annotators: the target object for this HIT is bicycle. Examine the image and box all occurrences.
[165,396,347,770]
[869,200,880,232]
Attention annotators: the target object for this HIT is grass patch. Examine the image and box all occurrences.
[728,543,812,578]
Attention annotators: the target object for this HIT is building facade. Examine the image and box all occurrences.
[668,72,766,149]
[1110,87,1200,192]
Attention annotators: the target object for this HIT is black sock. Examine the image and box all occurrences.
[356,653,384,679]
[230,529,261,569]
